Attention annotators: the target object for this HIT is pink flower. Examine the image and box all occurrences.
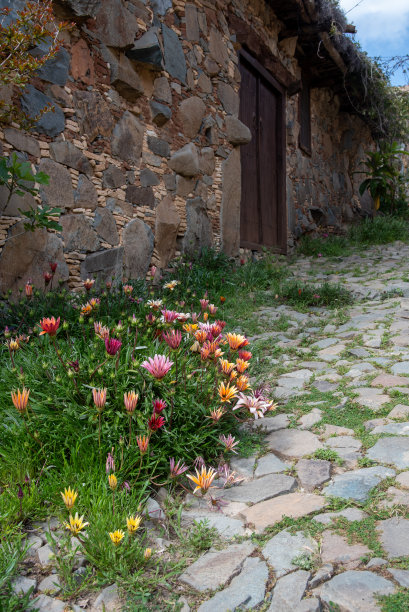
[208,304,218,315]
[141,354,173,379]
[162,329,182,350]
[105,337,122,356]
[219,434,239,454]
[318,253,322,258]
[153,398,166,413]
[148,413,165,431]
[161,309,179,323]
[169,458,188,478]
[106,452,115,474]
[200,299,209,311]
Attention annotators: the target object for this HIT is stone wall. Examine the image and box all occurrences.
[0,0,375,293]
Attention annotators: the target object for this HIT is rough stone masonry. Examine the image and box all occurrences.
[0,0,374,294]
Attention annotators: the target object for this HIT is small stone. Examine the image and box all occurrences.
[218,81,239,115]
[309,563,334,588]
[27,595,69,611]
[38,159,74,209]
[326,436,362,450]
[299,408,322,430]
[155,196,180,267]
[230,456,255,478]
[266,429,323,458]
[366,557,388,568]
[91,583,121,611]
[25,534,43,557]
[313,508,368,525]
[168,143,199,177]
[111,111,144,166]
[241,493,326,532]
[387,568,409,588]
[353,387,390,410]
[324,466,395,502]
[21,85,65,137]
[74,174,98,210]
[178,96,206,138]
[102,164,126,189]
[162,24,186,83]
[140,168,159,187]
[93,208,119,246]
[349,348,371,357]
[388,404,409,419]
[146,497,165,521]
[254,454,289,477]
[258,413,290,432]
[123,218,154,280]
[38,574,61,594]
[321,424,355,439]
[61,214,100,253]
[37,543,54,566]
[312,338,338,349]
[147,135,170,158]
[150,101,172,126]
[11,575,37,595]
[4,127,40,157]
[367,438,409,469]
[262,530,318,578]
[50,141,92,177]
[396,471,409,488]
[153,76,172,103]
[296,459,331,491]
[320,570,395,612]
[268,570,310,611]
[81,247,123,288]
[377,518,409,558]
[93,0,138,48]
[320,531,370,569]
[197,556,268,612]
[127,27,163,69]
[225,116,251,145]
[178,541,255,592]
[313,381,339,392]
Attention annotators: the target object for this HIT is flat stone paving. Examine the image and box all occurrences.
[176,244,409,611]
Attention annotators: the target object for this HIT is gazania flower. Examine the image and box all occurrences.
[162,329,182,350]
[187,465,217,494]
[141,355,173,380]
[144,547,152,560]
[109,530,125,546]
[161,309,179,323]
[147,299,163,310]
[123,284,133,295]
[230,369,238,380]
[124,391,139,414]
[233,392,270,419]
[236,375,250,392]
[49,262,58,273]
[105,337,122,356]
[169,458,188,478]
[25,281,33,297]
[218,381,238,403]
[207,407,225,422]
[61,487,78,510]
[153,398,166,413]
[208,304,218,315]
[43,272,52,285]
[93,388,107,412]
[203,312,209,322]
[225,333,248,350]
[148,413,165,431]
[176,312,190,322]
[219,359,235,375]
[11,388,30,414]
[183,323,198,334]
[81,302,92,316]
[94,321,110,340]
[136,435,149,454]
[164,280,179,290]
[65,513,89,535]
[8,338,20,352]
[83,278,95,291]
[200,298,209,310]
[200,345,210,361]
[195,330,208,344]
[127,515,142,534]
[219,434,239,454]
[108,474,118,491]
[89,298,100,309]
[238,350,252,361]
[210,322,223,337]
[235,359,249,373]
[39,316,60,336]
[220,296,226,303]
[106,452,115,474]
[150,265,157,277]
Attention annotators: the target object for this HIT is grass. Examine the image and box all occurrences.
[298,215,409,258]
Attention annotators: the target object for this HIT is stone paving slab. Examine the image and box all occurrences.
[367,437,409,469]
[319,570,395,612]
[324,466,395,502]
[240,492,326,532]
[214,473,297,503]
[262,530,318,578]
[268,570,310,611]
[265,429,323,458]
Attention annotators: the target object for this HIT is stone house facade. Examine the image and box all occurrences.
[0,0,375,293]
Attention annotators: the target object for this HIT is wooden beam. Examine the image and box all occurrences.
[319,32,347,76]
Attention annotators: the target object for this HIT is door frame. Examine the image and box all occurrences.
[239,48,287,254]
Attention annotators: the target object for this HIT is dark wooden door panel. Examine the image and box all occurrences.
[239,61,259,246]
[239,50,286,253]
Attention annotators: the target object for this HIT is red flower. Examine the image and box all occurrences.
[39,316,60,336]
[153,398,166,413]
[43,272,52,285]
[49,262,57,273]
[238,350,252,361]
[105,337,122,356]
[148,413,165,431]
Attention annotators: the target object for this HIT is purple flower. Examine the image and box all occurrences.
[106,452,115,474]
[169,458,189,479]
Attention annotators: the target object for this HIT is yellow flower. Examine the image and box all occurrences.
[61,487,78,510]
[108,474,117,491]
[225,333,248,350]
[127,515,142,535]
[144,547,152,560]
[65,512,89,535]
[109,530,125,546]
[8,338,20,352]
[11,388,30,414]
[236,375,250,392]
[164,280,179,290]
[187,465,217,494]
[218,381,238,403]
[235,359,249,374]
[183,323,198,334]
[219,359,235,375]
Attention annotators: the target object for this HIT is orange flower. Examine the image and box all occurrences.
[81,302,92,316]
[25,281,33,297]
[83,278,95,291]
[124,391,139,414]
[39,316,60,336]
[93,388,107,412]
[220,296,226,303]
[200,345,210,361]
[187,465,217,494]
[225,333,248,351]
[236,375,250,391]
[195,330,208,344]
[207,407,225,422]
[11,388,30,414]
[235,359,249,374]
[219,359,235,375]
[183,323,198,334]
[229,370,238,380]
[136,435,149,454]
[218,381,238,403]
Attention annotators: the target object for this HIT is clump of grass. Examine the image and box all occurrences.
[280,281,353,309]
[349,216,409,245]
[298,234,349,257]
[312,448,343,465]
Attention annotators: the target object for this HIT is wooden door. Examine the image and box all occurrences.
[239,50,286,252]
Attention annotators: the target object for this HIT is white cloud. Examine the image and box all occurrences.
[339,0,409,50]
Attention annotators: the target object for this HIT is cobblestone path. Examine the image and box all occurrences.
[177,243,409,611]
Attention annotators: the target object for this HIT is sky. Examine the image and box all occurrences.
[339,0,409,86]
